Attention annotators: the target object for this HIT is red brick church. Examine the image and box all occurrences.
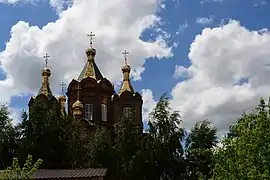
[28,33,143,179]
[29,32,143,132]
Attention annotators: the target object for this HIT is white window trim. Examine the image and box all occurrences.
[85,104,93,121]
[101,104,107,122]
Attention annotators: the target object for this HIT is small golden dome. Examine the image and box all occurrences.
[72,100,83,109]
[42,67,51,76]
[122,64,131,72]
[85,48,96,58]
[59,95,66,101]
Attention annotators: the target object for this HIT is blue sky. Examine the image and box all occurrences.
[0,0,270,132]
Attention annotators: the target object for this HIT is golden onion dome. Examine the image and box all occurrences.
[72,100,83,109]
[85,48,96,59]
[42,67,51,76]
[59,95,66,101]
[121,64,131,72]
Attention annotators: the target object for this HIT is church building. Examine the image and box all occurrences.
[28,32,143,133]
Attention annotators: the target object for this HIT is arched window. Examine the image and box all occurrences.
[101,104,107,122]
[122,106,132,117]
[85,104,93,120]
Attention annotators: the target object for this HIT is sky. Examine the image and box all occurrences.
[0,0,270,135]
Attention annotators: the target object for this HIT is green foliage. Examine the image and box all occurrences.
[63,116,92,168]
[147,93,185,179]
[185,120,217,179]
[88,127,113,168]
[0,155,42,180]
[4,92,270,180]
[0,104,17,169]
[186,120,217,150]
[113,111,142,180]
[18,97,67,168]
[212,98,270,179]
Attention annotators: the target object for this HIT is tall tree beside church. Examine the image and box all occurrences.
[147,93,185,179]
[114,112,142,180]
[212,98,270,179]
[19,98,67,168]
[64,116,93,169]
[185,120,217,180]
[0,104,18,169]
[88,126,119,179]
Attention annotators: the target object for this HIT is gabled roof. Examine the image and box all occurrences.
[37,83,54,98]
[119,80,134,95]
[33,168,107,179]
[77,61,103,81]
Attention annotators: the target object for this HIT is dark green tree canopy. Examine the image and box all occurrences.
[0,104,17,169]
[185,120,218,180]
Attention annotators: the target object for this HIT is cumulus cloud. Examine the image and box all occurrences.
[0,0,172,104]
[141,89,157,124]
[171,20,270,134]
[0,0,70,12]
[196,16,214,26]
[174,65,190,79]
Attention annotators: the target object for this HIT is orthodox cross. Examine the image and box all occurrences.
[60,82,66,95]
[122,50,129,64]
[43,53,50,67]
[87,32,95,48]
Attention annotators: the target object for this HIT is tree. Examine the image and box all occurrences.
[185,120,217,180]
[212,98,270,179]
[0,155,42,180]
[146,93,185,179]
[114,111,142,180]
[0,104,18,169]
[64,116,95,169]
[88,127,113,168]
[18,97,67,168]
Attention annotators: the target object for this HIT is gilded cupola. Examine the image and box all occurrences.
[72,84,83,118]
[37,53,53,97]
[58,82,67,115]
[119,50,134,95]
[77,32,103,81]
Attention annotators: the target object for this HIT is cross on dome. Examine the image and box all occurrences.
[87,32,95,48]
[43,53,50,67]
[122,49,129,64]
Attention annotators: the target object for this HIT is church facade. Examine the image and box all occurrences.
[28,37,143,133]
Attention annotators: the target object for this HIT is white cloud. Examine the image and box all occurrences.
[171,20,270,134]
[176,20,188,35]
[0,0,172,104]
[141,89,157,124]
[196,16,214,26]
[9,107,22,125]
[0,0,71,12]
[174,65,190,79]
[253,0,267,7]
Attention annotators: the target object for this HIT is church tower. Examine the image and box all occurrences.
[112,50,143,131]
[28,53,59,116]
[66,32,115,127]
[37,53,53,97]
